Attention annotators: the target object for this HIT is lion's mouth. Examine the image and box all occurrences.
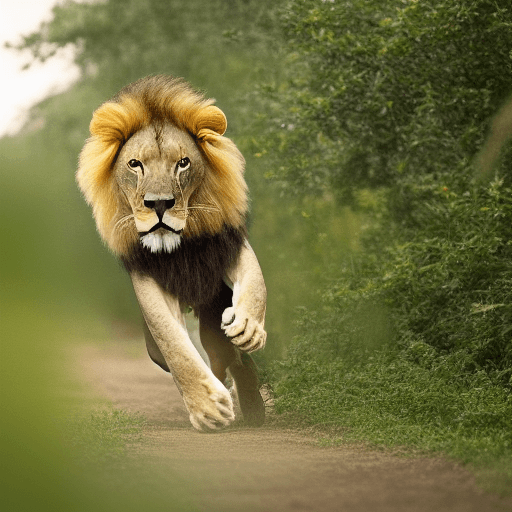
[139,221,183,237]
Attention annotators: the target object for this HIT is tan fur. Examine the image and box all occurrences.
[77,75,247,256]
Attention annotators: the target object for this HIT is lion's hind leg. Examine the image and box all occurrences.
[228,352,265,427]
[198,284,265,427]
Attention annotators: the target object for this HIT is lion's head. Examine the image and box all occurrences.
[77,75,248,256]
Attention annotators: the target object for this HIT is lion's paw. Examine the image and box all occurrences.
[183,379,235,432]
[221,307,267,353]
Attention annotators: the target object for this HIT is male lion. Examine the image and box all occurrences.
[77,75,267,431]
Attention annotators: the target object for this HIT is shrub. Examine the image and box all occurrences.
[264,0,512,478]
[258,0,512,204]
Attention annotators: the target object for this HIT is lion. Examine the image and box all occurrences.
[77,75,267,431]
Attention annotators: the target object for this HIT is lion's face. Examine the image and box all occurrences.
[77,75,248,257]
[114,123,207,253]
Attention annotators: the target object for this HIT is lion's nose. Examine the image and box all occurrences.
[144,195,175,219]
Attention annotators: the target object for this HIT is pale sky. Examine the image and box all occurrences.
[0,0,81,136]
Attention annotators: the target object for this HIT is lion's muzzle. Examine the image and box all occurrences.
[137,193,186,253]
[144,196,175,219]
[140,221,183,236]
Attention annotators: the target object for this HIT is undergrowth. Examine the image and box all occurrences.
[270,176,512,495]
[261,0,512,495]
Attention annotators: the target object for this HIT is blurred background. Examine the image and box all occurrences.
[2,0,512,508]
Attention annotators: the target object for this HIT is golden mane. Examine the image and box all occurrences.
[77,75,248,256]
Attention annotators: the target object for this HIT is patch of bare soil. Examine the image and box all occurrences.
[75,341,512,512]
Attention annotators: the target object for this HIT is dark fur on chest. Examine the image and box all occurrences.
[121,225,246,309]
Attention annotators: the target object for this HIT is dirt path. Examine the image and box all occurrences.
[76,341,511,512]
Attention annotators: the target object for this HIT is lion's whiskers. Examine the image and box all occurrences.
[173,204,220,213]
[114,213,135,231]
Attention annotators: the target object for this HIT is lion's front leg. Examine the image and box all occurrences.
[223,241,267,353]
[130,272,235,431]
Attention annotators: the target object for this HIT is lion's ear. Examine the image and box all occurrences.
[195,105,227,139]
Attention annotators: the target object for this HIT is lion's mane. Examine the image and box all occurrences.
[77,75,248,257]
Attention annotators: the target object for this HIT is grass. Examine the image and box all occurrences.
[271,336,512,496]
[66,408,147,464]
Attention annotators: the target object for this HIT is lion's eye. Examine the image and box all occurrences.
[128,159,144,173]
[176,157,190,170]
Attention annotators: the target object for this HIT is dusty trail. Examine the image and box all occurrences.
[76,341,511,512]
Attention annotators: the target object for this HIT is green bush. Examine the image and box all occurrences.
[383,177,512,385]
[260,0,512,381]
[262,0,512,481]
[270,178,512,479]
[259,0,512,202]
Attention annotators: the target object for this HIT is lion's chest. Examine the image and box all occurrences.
[121,226,245,309]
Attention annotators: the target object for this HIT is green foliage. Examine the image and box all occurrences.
[270,181,512,486]
[382,177,512,385]
[260,0,512,487]
[15,0,279,104]
[258,0,512,202]
[246,183,363,358]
